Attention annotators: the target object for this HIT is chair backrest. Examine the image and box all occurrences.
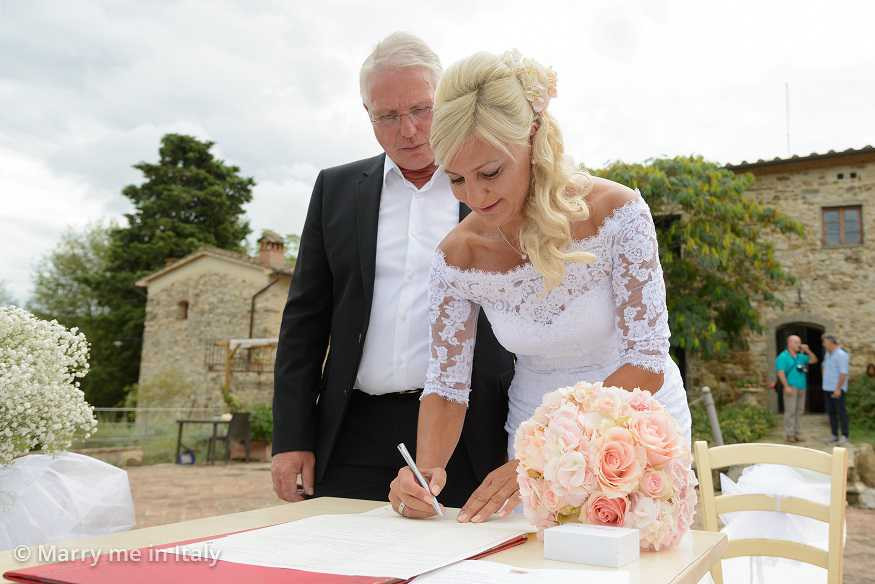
[693,441,848,584]
[227,412,251,441]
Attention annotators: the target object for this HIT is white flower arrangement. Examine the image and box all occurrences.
[0,306,97,466]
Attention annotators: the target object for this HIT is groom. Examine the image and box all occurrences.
[271,32,514,507]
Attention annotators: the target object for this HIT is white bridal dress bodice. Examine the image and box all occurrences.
[421,194,692,458]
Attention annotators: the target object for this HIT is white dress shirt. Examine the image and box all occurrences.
[354,155,459,395]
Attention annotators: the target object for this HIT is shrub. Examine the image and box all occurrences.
[692,402,775,445]
[249,403,273,442]
[846,376,875,432]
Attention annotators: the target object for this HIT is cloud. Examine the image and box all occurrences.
[245,161,321,245]
[0,147,113,301]
[1,0,874,303]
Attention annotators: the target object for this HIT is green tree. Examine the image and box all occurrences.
[93,134,255,403]
[30,222,112,321]
[28,223,127,406]
[593,156,804,359]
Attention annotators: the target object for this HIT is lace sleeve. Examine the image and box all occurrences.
[608,199,670,374]
[421,253,480,406]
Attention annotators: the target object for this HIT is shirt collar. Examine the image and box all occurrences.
[383,154,400,181]
[383,154,446,192]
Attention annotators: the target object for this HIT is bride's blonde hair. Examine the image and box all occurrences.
[430,50,595,291]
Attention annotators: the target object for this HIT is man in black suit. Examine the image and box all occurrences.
[271,32,514,508]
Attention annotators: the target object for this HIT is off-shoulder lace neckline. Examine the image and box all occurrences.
[437,195,643,279]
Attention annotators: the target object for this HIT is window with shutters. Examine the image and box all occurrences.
[822,206,863,247]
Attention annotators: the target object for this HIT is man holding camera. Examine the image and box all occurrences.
[775,335,819,443]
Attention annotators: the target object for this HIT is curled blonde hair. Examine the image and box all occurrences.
[430,51,594,291]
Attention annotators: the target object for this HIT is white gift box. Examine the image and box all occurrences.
[543,523,640,567]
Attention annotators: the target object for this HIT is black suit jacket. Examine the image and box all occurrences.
[273,153,515,482]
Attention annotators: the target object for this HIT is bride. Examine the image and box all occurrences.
[388,50,691,522]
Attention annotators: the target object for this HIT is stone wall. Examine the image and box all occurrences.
[687,157,875,400]
[138,255,290,410]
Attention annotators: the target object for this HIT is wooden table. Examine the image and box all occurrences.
[174,418,230,464]
[0,498,727,584]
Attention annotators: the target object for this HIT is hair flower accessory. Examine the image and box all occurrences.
[502,49,558,114]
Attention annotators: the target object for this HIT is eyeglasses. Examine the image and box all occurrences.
[370,105,434,127]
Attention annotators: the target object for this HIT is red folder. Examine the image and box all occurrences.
[3,530,528,584]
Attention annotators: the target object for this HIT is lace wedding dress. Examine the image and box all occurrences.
[422,194,692,458]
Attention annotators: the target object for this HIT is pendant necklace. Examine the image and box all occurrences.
[497,225,527,260]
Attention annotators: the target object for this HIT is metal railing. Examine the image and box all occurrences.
[80,407,225,447]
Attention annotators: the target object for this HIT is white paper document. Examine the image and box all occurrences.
[412,560,632,584]
[171,510,529,579]
[362,504,536,534]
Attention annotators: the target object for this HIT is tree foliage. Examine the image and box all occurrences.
[28,223,125,406]
[593,156,804,359]
[31,222,112,320]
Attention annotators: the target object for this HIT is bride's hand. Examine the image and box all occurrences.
[389,466,446,519]
[458,459,520,523]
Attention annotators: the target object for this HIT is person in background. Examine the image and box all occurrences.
[821,334,850,445]
[866,363,875,378]
[775,335,818,443]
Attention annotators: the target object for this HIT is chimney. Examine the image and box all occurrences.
[257,229,286,269]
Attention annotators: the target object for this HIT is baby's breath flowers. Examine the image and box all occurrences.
[0,306,97,466]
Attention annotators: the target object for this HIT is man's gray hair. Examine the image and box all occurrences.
[824,334,839,344]
[359,32,442,105]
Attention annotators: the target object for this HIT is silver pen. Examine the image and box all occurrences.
[397,442,443,517]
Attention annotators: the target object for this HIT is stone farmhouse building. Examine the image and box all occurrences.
[136,230,291,409]
[689,146,874,413]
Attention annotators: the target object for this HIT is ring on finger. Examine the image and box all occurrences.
[398,502,407,517]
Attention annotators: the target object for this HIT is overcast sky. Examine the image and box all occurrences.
[2,0,874,303]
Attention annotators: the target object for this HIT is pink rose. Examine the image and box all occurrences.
[545,450,595,497]
[593,391,623,419]
[628,411,682,469]
[627,388,655,412]
[583,494,629,527]
[639,469,673,499]
[596,427,645,496]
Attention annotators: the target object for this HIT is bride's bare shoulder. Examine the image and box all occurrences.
[584,177,639,227]
[437,216,480,270]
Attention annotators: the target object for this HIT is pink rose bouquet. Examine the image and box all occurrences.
[514,381,697,551]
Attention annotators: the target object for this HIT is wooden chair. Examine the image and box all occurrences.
[208,412,251,463]
[693,441,848,584]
